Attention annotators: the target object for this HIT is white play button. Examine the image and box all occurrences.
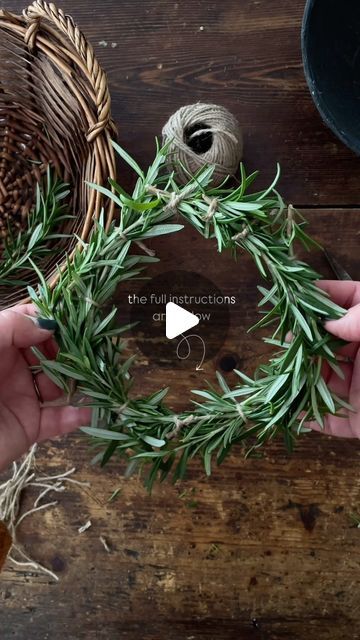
[165,302,199,339]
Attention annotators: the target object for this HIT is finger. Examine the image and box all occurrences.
[325,303,360,342]
[308,350,360,438]
[46,337,59,359]
[336,341,359,360]
[38,406,92,441]
[317,280,360,308]
[349,348,360,415]
[324,362,352,397]
[0,308,57,350]
[285,329,358,360]
[14,306,58,361]
[307,413,356,438]
[22,337,59,368]
[9,303,38,317]
[34,373,64,402]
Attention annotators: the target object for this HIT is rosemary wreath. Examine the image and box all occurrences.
[26,141,349,489]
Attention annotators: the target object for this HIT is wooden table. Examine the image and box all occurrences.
[2,1,360,638]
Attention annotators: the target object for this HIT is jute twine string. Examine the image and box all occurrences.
[146,185,219,222]
[162,103,243,186]
[164,192,186,216]
[202,194,218,221]
[235,404,248,423]
[166,402,248,441]
[0,444,89,581]
[232,226,250,242]
[166,415,195,441]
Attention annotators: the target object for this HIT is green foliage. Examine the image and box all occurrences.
[0,167,71,287]
[29,141,348,490]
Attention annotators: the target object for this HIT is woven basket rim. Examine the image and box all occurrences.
[0,0,117,309]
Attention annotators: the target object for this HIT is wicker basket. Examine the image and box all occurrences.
[0,0,116,309]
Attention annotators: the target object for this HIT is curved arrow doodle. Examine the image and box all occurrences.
[176,333,206,371]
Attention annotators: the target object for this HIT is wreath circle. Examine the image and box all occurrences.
[28,140,348,489]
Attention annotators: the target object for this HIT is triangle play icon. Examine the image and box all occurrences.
[165,302,200,340]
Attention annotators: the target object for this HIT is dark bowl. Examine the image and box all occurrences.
[302,0,360,154]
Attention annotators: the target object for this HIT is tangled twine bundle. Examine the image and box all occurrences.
[162,103,243,186]
[0,445,90,580]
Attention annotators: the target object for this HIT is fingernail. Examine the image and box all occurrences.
[37,318,58,332]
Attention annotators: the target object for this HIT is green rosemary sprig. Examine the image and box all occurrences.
[0,167,71,287]
[28,141,348,489]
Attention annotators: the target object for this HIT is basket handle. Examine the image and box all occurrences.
[23,0,111,142]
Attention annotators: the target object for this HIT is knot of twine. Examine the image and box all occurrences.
[166,414,195,440]
[202,194,218,222]
[164,192,185,216]
[162,103,243,187]
[235,404,248,423]
[232,226,249,242]
[146,185,187,217]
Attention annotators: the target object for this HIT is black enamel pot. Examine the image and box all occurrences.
[302,0,360,154]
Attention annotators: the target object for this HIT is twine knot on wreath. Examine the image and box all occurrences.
[164,191,185,216]
[202,194,218,221]
[166,415,195,441]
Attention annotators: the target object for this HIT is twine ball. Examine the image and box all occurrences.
[162,103,243,186]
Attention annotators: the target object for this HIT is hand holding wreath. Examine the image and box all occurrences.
[0,305,91,471]
[1,281,360,473]
[2,141,358,487]
[308,280,360,438]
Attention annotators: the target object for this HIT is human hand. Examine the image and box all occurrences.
[0,304,91,471]
[308,280,360,438]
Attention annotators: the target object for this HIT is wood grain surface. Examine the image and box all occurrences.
[2,1,360,639]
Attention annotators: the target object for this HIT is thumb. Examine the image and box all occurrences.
[325,302,360,342]
[0,308,57,350]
